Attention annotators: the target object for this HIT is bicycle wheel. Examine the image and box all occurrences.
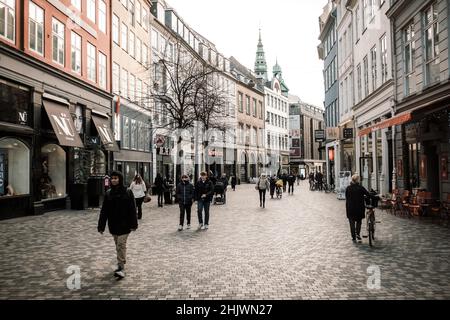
[368,222,373,247]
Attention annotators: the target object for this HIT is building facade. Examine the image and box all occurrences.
[318,0,339,187]
[289,95,325,177]
[112,0,153,187]
[230,56,265,183]
[386,0,450,202]
[0,0,115,218]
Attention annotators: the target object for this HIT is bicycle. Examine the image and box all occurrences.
[363,191,381,247]
[323,182,335,193]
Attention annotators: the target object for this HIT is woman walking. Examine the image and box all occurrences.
[256,173,270,208]
[130,174,147,220]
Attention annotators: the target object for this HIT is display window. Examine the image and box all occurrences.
[40,144,66,199]
[0,138,30,197]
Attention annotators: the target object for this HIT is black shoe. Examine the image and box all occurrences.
[114,266,123,277]
[356,235,362,242]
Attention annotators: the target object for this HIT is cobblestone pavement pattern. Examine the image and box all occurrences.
[1,182,450,299]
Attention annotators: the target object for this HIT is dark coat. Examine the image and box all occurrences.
[218,177,228,188]
[98,187,138,236]
[176,181,195,205]
[195,179,214,202]
[345,183,370,220]
[287,175,296,185]
[231,177,237,186]
[154,175,165,193]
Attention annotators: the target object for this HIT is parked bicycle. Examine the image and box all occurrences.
[323,181,335,193]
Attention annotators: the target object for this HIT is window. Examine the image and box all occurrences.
[355,5,360,41]
[142,44,148,66]
[0,0,15,42]
[136,79,142,105]
[142,7,148,31]
[121,69,128,98]
[246,95,250,114]
[41,144,66,199]
[112,15,119,45]
[151,28,158,50]
[129,74,135,101]
[380,34,388,83]
[362,0,368,30]
[363,55,369,97]
[113,62,120,95]
[87,42,96,82]
[259,101,263,120]
[70,32,81,74]
[71,0,81,10]
[357,64,362,103]
[121,23,127,51]
[238,92,243,112]
[128,0,135,27]
[99,0,106,33]
[122,116,130,149]
[52,18,65,66]
[98,52,106,89]
[370,46,377,91]
[424,3,440,85]
[136,1,141,25]
[29,1,44,55]
[160,36,166,55]
[120,0,127,8]
[129,31,135,57]
[136,38,141,63]
[0,138,30,197]
[87,0,95,23]
[404,22,416,95]
[253,98,257,117]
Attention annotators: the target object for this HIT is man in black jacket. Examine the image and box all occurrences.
[195,172,214,230]
[98,171,138,279]
[176,174,195,231]
[218,173,229,204]
[345,174,370,243]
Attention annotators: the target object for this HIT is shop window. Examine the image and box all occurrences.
[0,81,31,126]
[90,150,106,176]
[409,143,420,188]
[0,138,30,197]
[40,144,66,199]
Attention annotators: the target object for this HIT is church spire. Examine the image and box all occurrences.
[254,29,268,82]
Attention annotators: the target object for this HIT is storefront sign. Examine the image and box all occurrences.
[18,111,28,125]
[92,115,119,151]
[43,100,84,148]
[315,130,326,142]
[441,154,448,180]
[343,128,353,139]
[326,127,340,140]
[208,149,223,157]
[358,113,413,137]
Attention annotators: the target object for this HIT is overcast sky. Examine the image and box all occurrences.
[166,0,327,108]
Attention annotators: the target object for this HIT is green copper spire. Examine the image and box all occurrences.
[254,29,268,81]
[273,58,282,78]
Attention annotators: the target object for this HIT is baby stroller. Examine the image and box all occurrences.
[275,179,283,199]
[213,181,225,205]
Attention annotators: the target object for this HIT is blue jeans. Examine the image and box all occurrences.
[197,200,211,225]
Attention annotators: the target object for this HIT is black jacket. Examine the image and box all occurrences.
[287,175,296,185]
[218,177,228,188]
[195,179,214,202]
[154,175,165,193]
[345,183,370,220]
[231,177,237,185]
[176,181,195,205]
[98,187,138,235]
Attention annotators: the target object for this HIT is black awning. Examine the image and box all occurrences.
[43,100,84,147]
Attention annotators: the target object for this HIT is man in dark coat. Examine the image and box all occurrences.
[218,173,229,204]
[176,174,195,231]
[195,172,214,230]
[230,175,237,191]
[98,171,138,279]
[287,173,296,194]
[345,174,370,242]
[154,173,165,207]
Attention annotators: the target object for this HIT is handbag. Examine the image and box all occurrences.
[143,194,152,203]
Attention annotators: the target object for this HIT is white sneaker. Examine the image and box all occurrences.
[178,225,183,231]
[200,225,206,230]
[114,269,125,279]
[198,224,203,230]
[187,224,191,230]
[204,224,209,230]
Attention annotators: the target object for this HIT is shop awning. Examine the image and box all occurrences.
[43,100,84,148]
[92,115,119,152]
[358,112,412,137]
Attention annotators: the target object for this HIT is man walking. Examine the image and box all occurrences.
[98,171,138,279]
[287,172,296,195]
[218,173,229,204]
[176,174,195,231]
[195,172,214,230]
[345,174,370,242]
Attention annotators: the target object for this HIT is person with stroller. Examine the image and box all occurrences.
[275,178,284,198]
[213,179,226,205]
[256,173,270,208]
[176,174,195,231]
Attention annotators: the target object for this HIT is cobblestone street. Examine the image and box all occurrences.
[1,182,450,300]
